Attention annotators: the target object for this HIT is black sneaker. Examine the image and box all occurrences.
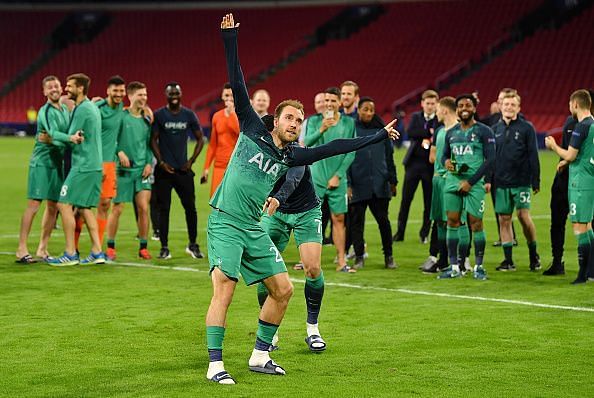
[571,277,587,285]
[385,255,397,269]
[422,261,440,274]
[392,232,404,242]
[529,256,541,272]
[353,256,365,270]
[496,260,516,272]
[158,247,172,260]
[186,243,204,259]
[543,261,565,276]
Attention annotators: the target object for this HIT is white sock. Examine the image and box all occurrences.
[306,323,320,337]
[249,349,271,367]
[206,361,225,379]
[271,330,279,346]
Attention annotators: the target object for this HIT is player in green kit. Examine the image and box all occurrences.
[304,87,356,271]
[105,82,154,259]
[205,14,399,385]
[421,96,458,273]
[545,89,594,284]
[16,76,70,264]
[438,94,495,280]
[45,73,105,266]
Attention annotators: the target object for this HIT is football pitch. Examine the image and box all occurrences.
[1,137,592,397]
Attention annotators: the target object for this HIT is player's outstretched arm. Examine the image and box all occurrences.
[221,13,266,138]
[289,120,399,166]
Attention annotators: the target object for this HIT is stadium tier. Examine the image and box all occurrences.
[444,4,594,132]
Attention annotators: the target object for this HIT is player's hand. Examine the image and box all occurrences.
[159,161,175,174]
[320,117,335,133]
[384,119,400,140]
[144,105,154,124]
[118,151,131,168]
[544,136,556,150]
[142,164,152,178]
[262,196,280,216]
[327,175,340,190]
[458,180,471,193]
[445,159,455,171]
[221,13,240,30]
[38,131,52,144]
[347,187,353,201]
[70,130,84,144]
[180,159,194,172]
[485,183,491,194]
[557,160,568,173]
[200,169,209,184]
[533,188,540,195]
[390,183,397,197]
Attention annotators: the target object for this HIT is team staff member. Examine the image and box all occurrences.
[348,97,397,270]
[16,75,69,263]
[151,82,205,260]
[493,92,541,272]
[201,83,239,197]
[394,90,439,243]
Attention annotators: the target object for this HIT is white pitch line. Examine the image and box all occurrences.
[2,251,592,314]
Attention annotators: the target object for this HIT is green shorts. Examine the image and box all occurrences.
[260,204,322,252]
[314,182,348,214]
[569,189,594,223]
[430,175,446,222]
[114,168,152,203]
[495,186,531,214]
[444,176,486,219]
[27,166,63,202]
[207,209,287,286]
[59,170,102,208]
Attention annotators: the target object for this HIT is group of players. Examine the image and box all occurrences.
[13,13,594,385]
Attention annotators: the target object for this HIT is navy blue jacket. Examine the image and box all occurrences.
[347,116,398,203]
[493,117,540,190]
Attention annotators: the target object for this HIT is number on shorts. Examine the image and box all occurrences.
[479,200,485,213]
[570,203,577,216]
[519,192,531,203]
[269,246,283,263]
[314,218,322,235]
[60,185,68,197]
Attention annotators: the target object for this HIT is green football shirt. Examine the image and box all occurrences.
[432,124,452,177]
[31,102,69,168]
[569,116,594,190]
[95,98,124,163]
[116,110,153,170]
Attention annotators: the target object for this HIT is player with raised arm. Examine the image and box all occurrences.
[437,94,495,280]
[545,89,594,284]
[204,14,399,385]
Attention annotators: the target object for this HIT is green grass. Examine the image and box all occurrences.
[1,137,592,397]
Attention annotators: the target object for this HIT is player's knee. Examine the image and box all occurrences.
[304,262,321,279]
[332,213,345,224]
[271,282,293,302]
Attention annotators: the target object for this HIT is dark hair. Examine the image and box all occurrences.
[165,81,181,91]
[325,87,341,98]
[570,89,592,111]
[223,82,232,90]
[107,75,125,86]
[66,73,91,95]
[455,94,478,107]
[358,96,375,108]
[127,81,146,95]
[42,75,59,88]
[261,114,275,132]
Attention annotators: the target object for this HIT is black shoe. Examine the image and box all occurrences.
[419,235,428,244]
[385,255,397,269]
[529,256,541,272]
[392,232,404,242]
[353,256,365,270]
[158,247,172,260]
[571,277,587,285]
[543,261,565,276]
[496,260,516,272]
[186,243,204,259]
[422,261,440,274]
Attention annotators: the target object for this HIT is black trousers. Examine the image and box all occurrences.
[154,168,198,248]
[396,163,432,239]
[350,197,392,257]
[150,184,161,234]
[550,173,569,262]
